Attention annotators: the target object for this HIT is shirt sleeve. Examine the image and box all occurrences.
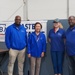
[25,28,27,47]
[27,34,31,54]
[42,34,46,52]
[5,27,11,49]
[62,30,66,39]
[48,30,51,38]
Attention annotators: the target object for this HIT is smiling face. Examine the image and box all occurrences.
[15,16,21,26]
[53,22,60,28]
[35,23,42,33]
[68,16,75,26]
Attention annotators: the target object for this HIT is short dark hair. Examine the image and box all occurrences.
[34,22,42,29]
[68,16,75,19]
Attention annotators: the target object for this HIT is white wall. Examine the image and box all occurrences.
[28,0,67,20]
[0,0,23,21]
[69,0,75,16]
[0,0,75,21]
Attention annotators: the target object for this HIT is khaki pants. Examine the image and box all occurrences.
[30,57,41,75]
[8,48,26,75]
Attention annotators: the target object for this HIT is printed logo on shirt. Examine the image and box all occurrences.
[72,29,75,32]
[40,37,42,40]
[21,30,25,32]
[58,33,62,36]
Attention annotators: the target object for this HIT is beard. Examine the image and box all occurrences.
[69,22,75,28]
[70,24,75,28]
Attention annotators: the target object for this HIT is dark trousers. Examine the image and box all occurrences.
[51,51,64,74]
[68,55,75,75]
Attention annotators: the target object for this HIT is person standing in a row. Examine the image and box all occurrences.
[66,16,75,75]
[27,22,46,75]
[48,19,65,75]
[5,16,27,75]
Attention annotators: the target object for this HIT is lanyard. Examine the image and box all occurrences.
[36,35,40,42]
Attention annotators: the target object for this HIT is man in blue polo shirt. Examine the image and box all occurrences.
[5,15,27,75]
[66,16,75,75]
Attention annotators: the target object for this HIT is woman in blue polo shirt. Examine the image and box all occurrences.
[48,19,65,75]
[27,22,46,75]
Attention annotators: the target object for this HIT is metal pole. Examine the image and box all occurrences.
[23,0,28,21]
[67,0,69,18]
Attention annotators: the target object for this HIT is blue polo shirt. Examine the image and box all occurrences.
[48,28,65,51]
[66,26,75,56]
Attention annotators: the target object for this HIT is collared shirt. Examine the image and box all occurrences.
[66,26,75,56]
[48,28,65,51]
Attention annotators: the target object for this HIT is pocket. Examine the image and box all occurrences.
[20,48,26,53]
[9,48,18,57]
[9,48,12,53]
[9,49,12,56]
